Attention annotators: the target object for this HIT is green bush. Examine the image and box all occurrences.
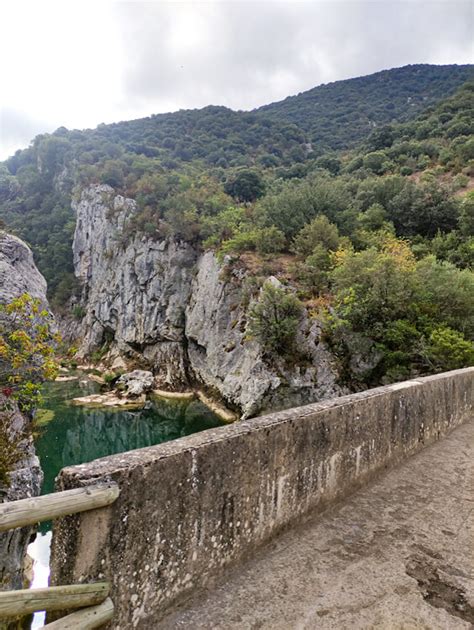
[249,283,303,356]
[255,226,286,254]
[422,326,474,371]
[291,215,339,257]
[72,305,86,320]
[224,170,266,202]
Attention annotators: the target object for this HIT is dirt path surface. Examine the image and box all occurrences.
[159,421,474,629]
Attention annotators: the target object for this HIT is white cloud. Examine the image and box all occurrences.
[0,0,472,159]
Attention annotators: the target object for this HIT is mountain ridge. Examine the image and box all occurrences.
[3,63,472,163]
[257,63,474,150]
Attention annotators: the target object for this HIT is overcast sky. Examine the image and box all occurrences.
[0,0,472,160]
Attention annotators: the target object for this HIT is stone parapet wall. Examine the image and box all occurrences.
[49,368,474,629]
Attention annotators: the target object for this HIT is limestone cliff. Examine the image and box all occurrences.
[72,185,197,387]
[186,252,343,418]
[0,395,42,590]
[0,231,46,595]
[72,185,344,418]
[0,231,48,306]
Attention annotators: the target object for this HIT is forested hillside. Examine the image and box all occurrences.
[0,65,472,387]
[258,64,473,150]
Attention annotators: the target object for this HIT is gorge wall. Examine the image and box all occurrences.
[72,185,344,418]
[0,231,48,599]
[0,231,49,306]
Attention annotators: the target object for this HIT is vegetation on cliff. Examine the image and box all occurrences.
[0,65,472,388]
[0,294,59,482]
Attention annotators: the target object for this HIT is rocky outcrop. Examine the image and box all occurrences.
[0,231,48,306]
[0,231,48,598]
[72,186,344,419]
[73,185,197,387]
[116,370,154,397]
[186,253,343,418]
[0,396,43,591]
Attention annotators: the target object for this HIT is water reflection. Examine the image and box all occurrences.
[28,376,223,627]
[36,378,222,498]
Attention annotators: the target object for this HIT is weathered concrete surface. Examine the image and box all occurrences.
[49,368,473,628]
[160,419,474,629]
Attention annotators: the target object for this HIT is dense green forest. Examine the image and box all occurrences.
[0,64,473,386]
[259,64,474,150]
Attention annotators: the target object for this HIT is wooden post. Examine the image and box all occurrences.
[43,597,114,629]
[0,483,119,531]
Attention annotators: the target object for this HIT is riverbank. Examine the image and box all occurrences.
[61,367,239,422]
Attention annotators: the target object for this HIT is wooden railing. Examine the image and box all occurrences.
[0,482,119,629]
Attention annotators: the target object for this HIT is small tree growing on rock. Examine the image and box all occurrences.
[0,294,59,411]
[0,294,59,485]
[249,282,303,356]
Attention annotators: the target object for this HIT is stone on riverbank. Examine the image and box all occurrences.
[116,371,154,397]
[71,392,146,410]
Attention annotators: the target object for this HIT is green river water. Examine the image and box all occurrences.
[28,374,224,628]
[35,375,223,500]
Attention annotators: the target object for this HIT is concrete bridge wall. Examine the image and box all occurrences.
[49,368,474,629]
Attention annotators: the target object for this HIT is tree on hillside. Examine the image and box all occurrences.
[224,170,266,202]
[0,294,59,484]
[292,215,340,257]
[249,283,303,356]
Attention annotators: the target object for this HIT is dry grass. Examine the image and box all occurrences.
[239,252,297,279]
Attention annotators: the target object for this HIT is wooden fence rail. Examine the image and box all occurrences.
[0,482,120,628]
[0,482,119,532]
[43,597,114,629]
[0,583,109,617]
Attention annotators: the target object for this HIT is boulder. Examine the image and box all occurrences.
[117,370,155,397]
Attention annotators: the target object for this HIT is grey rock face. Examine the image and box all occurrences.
[0,231,48,306]
[0,231,48,598]
[185,252,280,418]
[73,186,344,418]
[0,396,43,591]
[117,370,154,397]
[73,185,196,388]
[186,255,344,418]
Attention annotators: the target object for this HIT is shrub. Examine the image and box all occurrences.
[422,326,474,371]
[248,283,303,356]
[255,226,286,254]
[220,229,260,255]
[0,294,59,484]
[363,151,387,174]
[291,215,340,257]
[224,170,266,202]
[0,294,59,411]
[293,245,332,295]
[72,305,86,320]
